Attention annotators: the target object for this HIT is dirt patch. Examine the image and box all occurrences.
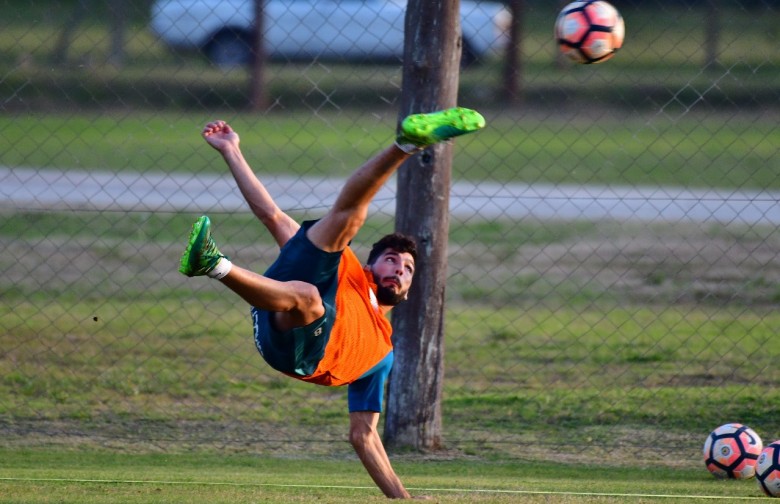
[449,221,780,305]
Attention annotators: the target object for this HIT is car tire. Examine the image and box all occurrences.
[204,29,252,68]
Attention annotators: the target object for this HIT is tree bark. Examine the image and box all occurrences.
[51,0,89,65]
[502,0,524,105]
[107,0,126,67]
[249,0,268,111]
[704,0,720,68]
[384,0,461,451]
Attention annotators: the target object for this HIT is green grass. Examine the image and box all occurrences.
[1,2,779,497]
[1,3,778,190]
[5,294,777,426]
[5,296,778,461]
[0,448,770,503]
[2,209,779,463]
[1,110,779,189]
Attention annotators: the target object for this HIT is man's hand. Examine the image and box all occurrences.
[349,411,413,499]
[202,120,240,153]
[200,118,300,248]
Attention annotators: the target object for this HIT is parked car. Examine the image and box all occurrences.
[150,0,512,67]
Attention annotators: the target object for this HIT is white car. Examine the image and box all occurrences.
[150,0,511,67]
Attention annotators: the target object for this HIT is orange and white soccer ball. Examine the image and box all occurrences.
[555,1,625,64]
[703,423,763,479]
[756,441,780,497]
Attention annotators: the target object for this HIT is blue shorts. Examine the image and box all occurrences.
[348,351,394,413]
[252,221,341,376]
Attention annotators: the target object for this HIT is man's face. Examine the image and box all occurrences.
[367,248,415,306]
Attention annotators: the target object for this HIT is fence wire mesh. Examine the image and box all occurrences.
[1,0,779,468]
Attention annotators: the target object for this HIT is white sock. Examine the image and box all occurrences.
[207,257,232,280]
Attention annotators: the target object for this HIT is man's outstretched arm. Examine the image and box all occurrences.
[349,411,412,499]
[201,120,300,248]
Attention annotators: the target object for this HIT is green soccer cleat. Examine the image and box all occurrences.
[179,215,226,277]
[396,107,486,149]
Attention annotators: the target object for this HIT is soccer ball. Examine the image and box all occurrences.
[756,441,780,497]
[554,1,625,64]
[703,423,763,479]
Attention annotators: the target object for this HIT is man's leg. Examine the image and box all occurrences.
[179,216,325,330]
[307,107,486,253]
[221,267,324,329]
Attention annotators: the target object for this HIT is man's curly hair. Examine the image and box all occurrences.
[366,232,417,265]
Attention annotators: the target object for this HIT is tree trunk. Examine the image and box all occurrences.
[704,0,720,68]
[249,0,267,110]
[502,0,524,105]
[384,0,461,451]
[51,0,89,65]
[107,0,126,67]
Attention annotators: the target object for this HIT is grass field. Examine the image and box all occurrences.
[0,448,772,503]
[2,125,779,500]
[3,211,779,461]
[2,1,779,501]
[1,110,779,190]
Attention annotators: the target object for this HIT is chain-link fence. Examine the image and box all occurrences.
[1,0,779,468]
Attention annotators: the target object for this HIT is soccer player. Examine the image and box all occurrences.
[179,107,485,498]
